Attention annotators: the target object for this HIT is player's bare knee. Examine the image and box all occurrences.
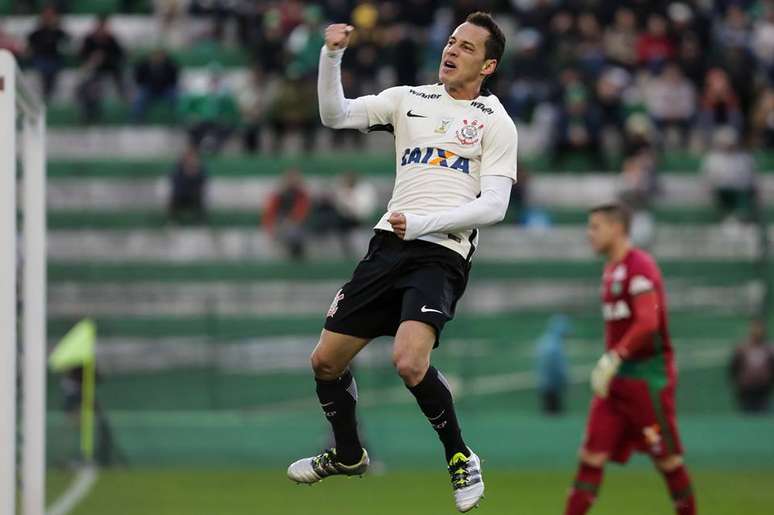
[310,350,344,380]
[655,454,683,473]
[392,352,427,386]
[579,449,608,468]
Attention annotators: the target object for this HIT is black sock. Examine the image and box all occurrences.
[315,370,362,465]
[407,366,468,462]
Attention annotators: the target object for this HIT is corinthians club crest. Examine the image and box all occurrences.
[456,119,484,145]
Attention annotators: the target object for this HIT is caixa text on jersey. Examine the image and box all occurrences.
[400,147,470,174]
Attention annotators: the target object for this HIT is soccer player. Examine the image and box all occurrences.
[564,204,697,515]
[286,12,517,513]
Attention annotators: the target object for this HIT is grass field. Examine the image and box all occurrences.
[48,468,774,515]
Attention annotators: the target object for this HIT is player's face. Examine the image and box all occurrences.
[439,23,496,87]
[587,212,621,255]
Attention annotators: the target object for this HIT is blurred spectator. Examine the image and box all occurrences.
[603,7,638,69]
[595,67,628,161]
[236,66,278,154]
[189,0,232,41]
[553,68,602,167]
[535,314,570,415]
[308,171,377,257]
[729,320,774,414]
[387,24,419,87]
[0,24,25,58]
[622,113,656,166]
[575,12,606,78]
[752,3,774,82]
[619,144,658,211]
[180,65,239,153]
[505,161,532,225]
[154,0,187,49]
[78,15,127,99]
[250,13,286,75]
[263,168,311,260]
[168,146,208,223]
[698,68,743,147]
[26,6,69,100]
[75,15,127,123]
[675,34,708,88]
[643,62,696,148]
[269,73,318,153]
[507,29,552,120]
[701,127,757,222]
[546,9,578,72]
[131,49,180,122]
[286,5,325,78]
[636,14,675,70]
[751,88,774,148]
[714,4,751,52]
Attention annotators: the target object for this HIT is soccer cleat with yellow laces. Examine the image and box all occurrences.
[448,449,484,512]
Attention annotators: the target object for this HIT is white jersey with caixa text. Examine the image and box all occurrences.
[360,83,518,259]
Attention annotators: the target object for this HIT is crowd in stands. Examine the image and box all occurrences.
[261,167,378,259]
[0,0,771,159]
[1,1,772,224]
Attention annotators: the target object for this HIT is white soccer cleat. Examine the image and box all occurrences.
[287,448,369,484]
[449,449,485,512]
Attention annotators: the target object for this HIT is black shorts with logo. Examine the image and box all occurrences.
[324,230,471,347]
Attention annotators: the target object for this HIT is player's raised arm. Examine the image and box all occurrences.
[317,24,361,129]
[318,24,404,131]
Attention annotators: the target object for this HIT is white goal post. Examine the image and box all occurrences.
[0,49,47,515]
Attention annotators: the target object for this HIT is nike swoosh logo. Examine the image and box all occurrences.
[320,402,335,407]
[421,305,444,314]
[407,110,427,118]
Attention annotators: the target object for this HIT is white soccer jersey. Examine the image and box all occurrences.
[359,83,518,259]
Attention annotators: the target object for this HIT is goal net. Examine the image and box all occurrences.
[0,49,47,515]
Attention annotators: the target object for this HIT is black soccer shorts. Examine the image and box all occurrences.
[324,230,470,347]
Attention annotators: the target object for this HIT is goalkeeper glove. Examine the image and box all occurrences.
[591,351,622,398]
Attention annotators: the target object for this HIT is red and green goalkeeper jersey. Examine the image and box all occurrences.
[601,248,676,385]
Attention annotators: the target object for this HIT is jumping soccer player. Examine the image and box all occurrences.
[286,12,517,513]
[564,204,697,515]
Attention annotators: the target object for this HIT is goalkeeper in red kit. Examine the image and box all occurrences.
[564,203,696,515]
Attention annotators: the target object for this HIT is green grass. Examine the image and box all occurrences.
[53,468,774,515]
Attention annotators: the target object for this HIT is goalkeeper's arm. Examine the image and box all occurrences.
[591,291,660,397]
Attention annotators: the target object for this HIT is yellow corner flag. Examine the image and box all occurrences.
[48,318,96,372]
[49,318,98,461]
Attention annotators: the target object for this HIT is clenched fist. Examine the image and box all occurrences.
[388,212,407,239]
[325,23,354,51]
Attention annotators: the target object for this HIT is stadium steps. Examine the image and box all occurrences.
[47,311,756,343]
[46,153,774,177]
[6,16,247,66]
[48,259,762,283]
[44,225,766,261]
[44,207,774,230]
[1,0,153,14]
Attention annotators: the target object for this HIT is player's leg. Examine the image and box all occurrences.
[394,320,483,513]
[565,397,625,515]
[648,386,696,515]
[652,454,696,515]
[565,449,607,515]
[288,231,401,483]
[311,329,371,463]
[393,320,468,460]
[287,329,370,483]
